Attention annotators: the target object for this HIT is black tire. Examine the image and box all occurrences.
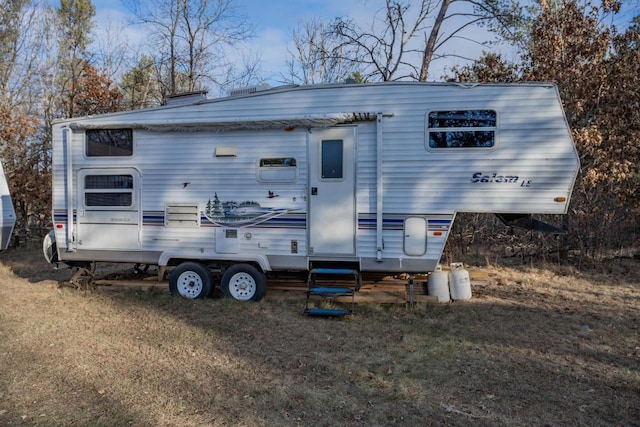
[169,262,213,299]
[220,264,267,302]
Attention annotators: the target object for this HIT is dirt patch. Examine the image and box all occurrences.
[1,247,639,426]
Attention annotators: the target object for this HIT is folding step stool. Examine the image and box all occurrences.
[304,268,361,317]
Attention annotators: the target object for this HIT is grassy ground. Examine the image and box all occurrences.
[1,246,639,426]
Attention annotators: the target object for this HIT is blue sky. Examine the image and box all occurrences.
[90,0,497,83]
[90,0,391,81]
[233,0,373,80]
[86,0,640,85]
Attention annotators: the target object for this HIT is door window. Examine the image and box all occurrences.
[321,139,343,179]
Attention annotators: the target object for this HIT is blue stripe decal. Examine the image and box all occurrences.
[358,215,452,231]
[54,209,451,232]
[53,210,76,223]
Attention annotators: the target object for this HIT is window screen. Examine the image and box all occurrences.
[86,129,133,156]
[321,139,343,179]
[85,175,133,189]
[84,174,134,207]
[427,110,496,149]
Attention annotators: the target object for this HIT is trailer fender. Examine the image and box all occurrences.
[157,251,272,272]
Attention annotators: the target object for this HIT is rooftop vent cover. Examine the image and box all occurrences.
[165,91,208,106]
[229,84,272,97]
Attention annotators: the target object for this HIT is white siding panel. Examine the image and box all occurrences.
[50,82,578,272]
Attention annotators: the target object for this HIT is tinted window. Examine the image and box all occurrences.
[427,110,496,149]
[259,158,297,167]
[86,129,133,156]
[321,139,343,179]
[428,110,496,128]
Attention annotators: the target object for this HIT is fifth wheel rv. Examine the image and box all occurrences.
[43,82,580,301]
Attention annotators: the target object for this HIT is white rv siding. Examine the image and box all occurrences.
[137,128,309,256]
[50,82,579,273]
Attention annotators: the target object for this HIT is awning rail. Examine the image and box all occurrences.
[69,112,381,132]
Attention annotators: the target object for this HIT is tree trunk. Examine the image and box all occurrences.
[419,0,452,81]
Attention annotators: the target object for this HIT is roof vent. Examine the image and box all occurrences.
[229,84,272,97]
[165,91,208,106]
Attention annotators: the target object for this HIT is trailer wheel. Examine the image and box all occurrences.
[169,262,213,299]
[220,264,266,302]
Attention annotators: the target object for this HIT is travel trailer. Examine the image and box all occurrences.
[43,82,580,301]
[0,162,16,250]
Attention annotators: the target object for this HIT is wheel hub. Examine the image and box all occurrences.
[177,272,203,298]
[229,273,256,300]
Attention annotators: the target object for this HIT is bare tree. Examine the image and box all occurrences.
[284,18,359,84]
[419,0,452,80]
[124,0,253,97]
[330,0,521,81]
[331,0,434,81]
[0,0,44,110]
[216,48,264,91]
[92,13,131,84]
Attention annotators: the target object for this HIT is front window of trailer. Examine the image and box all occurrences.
[426,110,497,149]
[86,129,133,156]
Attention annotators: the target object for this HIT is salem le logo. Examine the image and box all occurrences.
[471,172,532,187]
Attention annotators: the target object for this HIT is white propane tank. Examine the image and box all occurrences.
[428,265,450,303]
[449,262,472,301]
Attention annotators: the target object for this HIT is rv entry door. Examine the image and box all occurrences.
[76,168,141,250]
[308,127,356,255]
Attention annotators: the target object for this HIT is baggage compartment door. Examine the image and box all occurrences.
[76,168,141,250]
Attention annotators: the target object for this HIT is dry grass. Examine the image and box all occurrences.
[1,246,639,426]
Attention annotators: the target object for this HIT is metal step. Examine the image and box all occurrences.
[310,268,358,275]
[304,308,351,317]
[304,267,360,316]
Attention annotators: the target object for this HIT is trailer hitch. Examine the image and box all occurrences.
[495,213,567,234]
